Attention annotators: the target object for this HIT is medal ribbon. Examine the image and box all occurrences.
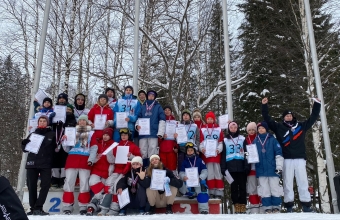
[206,124,215,138]
[187,156,196,167]
[145,100,156,115]
[131,171,139,192]
[75,108,84,117]
[257,134,269,152]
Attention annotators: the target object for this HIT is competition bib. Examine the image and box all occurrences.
[201,127,221,140]
[117,99,138,115]
[224,135,245,161]
[185,123,198,143]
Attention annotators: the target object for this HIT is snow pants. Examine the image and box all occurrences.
[146,186,178,208]
[139,138,159,167]
[159,151,177,171]
[62,168,91,212]
[283,159,311,205]
[258,176,283,211]
[99,173,124,215]
[206,163,224,197]
[230,172,247,204]
[247,170,260,213]
[87,174,110,211]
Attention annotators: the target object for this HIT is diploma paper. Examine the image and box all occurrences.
[115,146,129,164]
[165,122,176,140]
[204,139,217,158]
[52,105,67,123]
[218,114,229,129]
[224,170,234,184]
[175,126,188,144]
[25,134,45,154]
[246,144,259,163]
[64,127,76,146]
[138,118,150,135]
[116,112,128,128]
[28,119,38,133]
[185,167,199,187]
[117,188,130,209]
[150,169,166,191]
[35,89,48,105]
[102,142,119,155]
[94,114,107,130]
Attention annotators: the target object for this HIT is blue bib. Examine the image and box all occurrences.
[224,135,245,161]
[117,99,138,115]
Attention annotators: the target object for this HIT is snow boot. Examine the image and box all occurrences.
[165,204,173,214]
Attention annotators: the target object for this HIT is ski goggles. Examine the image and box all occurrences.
[119,128,130,134]
[186,142,195,148]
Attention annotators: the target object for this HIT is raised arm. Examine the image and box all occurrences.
[261,97,278,132]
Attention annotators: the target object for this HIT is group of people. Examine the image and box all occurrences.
[21,85,321,216]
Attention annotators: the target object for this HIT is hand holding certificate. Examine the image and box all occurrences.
[94,114,107,130]
[218,114,229,129]
[185,167,199,187]
[175,125,188,144]
[117,188,130,208]
[64,127,76,146]
[165,122,176,140]
[150,169,166,191]
[204,139,218,158]
[52,105,67,123]
[116,112,128,128]
[25,134,45,154]
[246,144,259,163]
[28,119,38,133]
[138,118,150,135]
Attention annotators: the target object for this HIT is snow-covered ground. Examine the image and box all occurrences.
[28,213,339,220]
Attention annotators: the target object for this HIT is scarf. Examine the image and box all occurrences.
[76,125,92,147]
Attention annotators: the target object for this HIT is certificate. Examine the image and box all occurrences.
[115,146,129,164]
[218,114,229,129]
[150,169,166,191]
[94,114,107,130]
[246,144,259,163]
[138,118,150,135]
[165,122,176,140]
[116,112,128,128]
[64,127,76,146]
[118,188,130,209]
[224,170,234,184]
[175,126,188,144]
[52,105,67,123]
[25,134,45,154]
[204,139,217,158]
[185,167,199,187]
[102,142,119,155]
[34,89,48,105]
[28,119,38,133]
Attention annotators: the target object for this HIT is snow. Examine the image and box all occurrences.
[247,92,259,97]
[260,89,270,96]
[27,213,340,220]
[280,74,286,78]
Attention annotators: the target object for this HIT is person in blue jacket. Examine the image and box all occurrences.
[254,121,284,214]
[136,90,166,167]
[111,85,140,142]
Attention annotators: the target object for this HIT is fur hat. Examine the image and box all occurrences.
[131,156,143,165]
[149,154,160,162]
[163,105,172,112]
[205,111,216,121]
[257,121,269,132]
[103,128,114,137]
[192,109,202,119]
[78,115,89,123]
[124,85,134,94]
[246,122,257,132]
[147,90,157,99]
[98,94,109,102]
[57,93,68,103]
[182,109,191,119]
[38,115,49,126]
[42,97,53,106]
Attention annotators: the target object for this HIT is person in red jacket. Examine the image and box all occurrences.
[61,115,96,215]
[198,111,224,199]
[88,94,113,141]
[159,105,178,174]
[86,127,114,216]
[98,128,142,216]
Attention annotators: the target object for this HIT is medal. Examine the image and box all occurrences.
[131,188,136,193]
[145,100,156,116]
[257,134,269,154]
[262,148,266,153]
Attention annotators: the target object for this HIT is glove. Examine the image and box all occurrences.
[200,179,207,186]
[275,169,282,176]
[200,179,208,192]
[49,112,56,118]
[164,176,170,184]
[22,139,30,145]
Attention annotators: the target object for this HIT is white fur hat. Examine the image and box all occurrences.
[131,156,143,165]
[149,154,160,162]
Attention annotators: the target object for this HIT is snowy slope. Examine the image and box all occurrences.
[28,213,339,220]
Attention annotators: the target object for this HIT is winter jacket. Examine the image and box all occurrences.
[108,97,117,111]
[261,101,321,159]
[159,115,178,153]
[113,94,141,132]
[137,100,166,139]
[220,135,249,173]
[179,155,208,180]
[199,124,224,164]
[0,176,28,220]
[22,127,56,169]
[88,103,114,140]
[90,137,115,179]
[111,140,142,174]
[116,167,148,194]
[178,120,200,152]
[254,133,283,178]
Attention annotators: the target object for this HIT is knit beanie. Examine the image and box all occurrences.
[257,121,269,132]
[78,115,89,123]
[192,109,202,119]
[38,115,49,126]
[98,94,109,102]
[103,128,114,137]
[282,109,294,119]
[182,109,191,119]
[57,93,68,103]
[42,97,53,107]
[163,105,172,112]
[149,154,160,162]
[66,104,74,113]
[124,85,134,94]
[131,156,143,165]
[246,122,257,132]
[105,87,115,95]
[205,111,216,121]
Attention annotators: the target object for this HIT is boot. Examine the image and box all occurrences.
[33,209,49,216]
[239,204,247,214]
[86,207,94,216]
[234,204,240,214]
[302,205,313,212]
[145,206,155,215]
[165,204,173,214]
[285,202,294,213]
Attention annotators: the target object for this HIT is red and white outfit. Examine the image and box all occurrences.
[159,115,178,171]
[99,140,142,215]
[88,103,113,140]
[62,126,95,213]
[199,118,224,197]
